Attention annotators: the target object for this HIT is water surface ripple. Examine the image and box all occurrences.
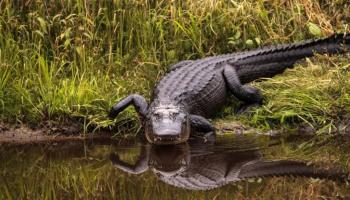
[1,134,350,199]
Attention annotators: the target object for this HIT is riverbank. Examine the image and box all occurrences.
[1,116,350,145]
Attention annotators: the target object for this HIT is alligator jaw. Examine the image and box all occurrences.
[151,135,186,145]
[145,125,190,145]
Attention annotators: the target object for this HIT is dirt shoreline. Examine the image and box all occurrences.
[1,119,349,145]
[0,122,116,145]
[0,120,255,145]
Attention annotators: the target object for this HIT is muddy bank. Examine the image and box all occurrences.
[0,122,115,145]
[1,118,350,145]
[0,120,253,145]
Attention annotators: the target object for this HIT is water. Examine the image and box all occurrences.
[1,133,350,199]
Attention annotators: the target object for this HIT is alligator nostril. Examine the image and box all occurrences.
[155,135,180,142]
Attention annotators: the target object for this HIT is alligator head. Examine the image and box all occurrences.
[145,103,190,145]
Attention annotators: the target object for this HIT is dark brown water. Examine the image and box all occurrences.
[1,133,350,199]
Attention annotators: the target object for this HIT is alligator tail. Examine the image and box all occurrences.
[235,33,350,83]
[238,160,349,182]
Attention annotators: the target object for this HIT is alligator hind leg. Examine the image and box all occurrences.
[223,64,263,113]
[223,64,263,104]
[109,94,148,119]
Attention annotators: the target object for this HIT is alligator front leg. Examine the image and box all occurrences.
[110,144,150,174]
[109,94,148,119]
[189,114,215,133]
[223,64,263,113]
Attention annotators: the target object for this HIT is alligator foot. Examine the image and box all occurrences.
[191,131,216,144]
[189,115,215,132]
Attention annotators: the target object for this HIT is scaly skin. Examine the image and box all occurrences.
[110,137,350,190]
[109,34,350,144]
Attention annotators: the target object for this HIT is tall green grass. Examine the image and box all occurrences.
[0,0,349,132]
[240,55,350,132]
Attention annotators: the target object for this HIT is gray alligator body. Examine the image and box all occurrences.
[110,136,349,190]
[109,34,350,144]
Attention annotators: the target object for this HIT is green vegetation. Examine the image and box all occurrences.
[238,55,350,132]
[0,0,349,133]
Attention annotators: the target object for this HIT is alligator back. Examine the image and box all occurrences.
[153,56,231,117]
[157,150,260,190]
[152,34,350,116]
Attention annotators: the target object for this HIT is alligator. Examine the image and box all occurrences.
[109,34,350,144]
[110,135,350,190]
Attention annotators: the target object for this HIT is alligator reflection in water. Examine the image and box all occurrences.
[110,136,349,190]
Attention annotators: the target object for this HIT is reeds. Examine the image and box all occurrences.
[0,0,349,132]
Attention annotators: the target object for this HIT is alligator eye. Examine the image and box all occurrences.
[170,112,178,119]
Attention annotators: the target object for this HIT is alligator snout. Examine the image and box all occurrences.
[147,131,187,145]
[154,137,179,144]
[153,134,182,143]
[145,119,190,145]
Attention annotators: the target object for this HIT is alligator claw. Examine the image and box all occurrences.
[236,103,261,115]
[109,153,120,163]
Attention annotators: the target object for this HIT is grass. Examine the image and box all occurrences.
[236,54,350,132]
[0,0,349,134]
